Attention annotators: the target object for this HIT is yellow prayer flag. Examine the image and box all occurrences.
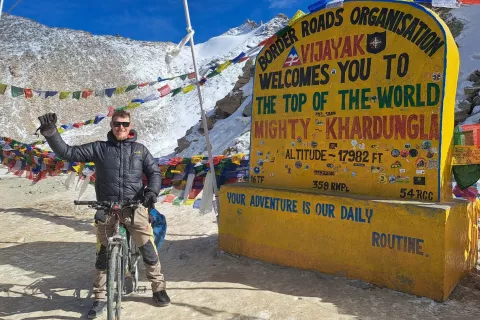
[231,153,244,165]
[57,127,66,134]
[59,91,71,99]
[125,102,141,110]
[182,84,195,94]
[288,10,306,26]
[191,156,203,163]
[217,61,232,73]
[72,164,83,173]
[114,86,127,95]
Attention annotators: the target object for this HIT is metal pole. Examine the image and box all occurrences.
[182,0,220,209]
[0,0,5,21]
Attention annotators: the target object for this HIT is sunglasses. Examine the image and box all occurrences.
[112,121,131,128]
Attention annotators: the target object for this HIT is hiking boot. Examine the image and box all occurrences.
[152,290,170,306]
[87,300,106,319]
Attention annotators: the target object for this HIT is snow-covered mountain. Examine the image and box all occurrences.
[0,13,288,157]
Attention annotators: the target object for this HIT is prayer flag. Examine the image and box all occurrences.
[125,84,138,92]
[82,90,93,99]
[45,91,58,98]
[95,89,105,97]
[114,87,126,95]
[158,84,171,97]
[72,91,81,100]
[182,84,195,94]
[0,84,7,95]
[60,91,71,99]
[171,88,182,97]
[24,89,33,99]
[105,88,115,97]
[11,86,24,98]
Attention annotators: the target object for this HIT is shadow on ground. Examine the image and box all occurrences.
[0,207,95,235]
[0,233,479,319]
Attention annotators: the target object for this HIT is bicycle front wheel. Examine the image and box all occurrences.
[107,245,121,320]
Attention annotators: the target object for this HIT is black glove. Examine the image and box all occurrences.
[37,112,58,137]
[143,191,157,209]
[94,210,107,224]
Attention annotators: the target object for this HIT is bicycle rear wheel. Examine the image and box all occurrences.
[107,245,121,320]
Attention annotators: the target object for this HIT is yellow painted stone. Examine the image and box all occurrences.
[219,185,478,301]
[250,0,459,202]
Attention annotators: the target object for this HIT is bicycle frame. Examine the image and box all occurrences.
[74,200,142,320]
[106,207,141,296]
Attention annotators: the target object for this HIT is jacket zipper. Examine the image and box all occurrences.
[120,142,124,201]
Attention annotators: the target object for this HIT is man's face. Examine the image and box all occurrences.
[110,116,132,140]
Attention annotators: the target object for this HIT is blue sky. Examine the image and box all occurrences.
[2,0,317,43]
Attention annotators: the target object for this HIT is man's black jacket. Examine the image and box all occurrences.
[46,130,161,202]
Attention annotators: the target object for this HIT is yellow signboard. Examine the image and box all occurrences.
[250,0,459,201]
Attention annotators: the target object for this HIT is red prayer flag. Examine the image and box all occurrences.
[138,82,149,88]
[259,36,276,46]
[55,161,64,171]
[24,88,33,99]
[158,84,171,97]
[107,106,115,117]
[187,72,196,79]
[82,90,93,99]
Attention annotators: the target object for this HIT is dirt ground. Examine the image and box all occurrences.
[0,170,479,320]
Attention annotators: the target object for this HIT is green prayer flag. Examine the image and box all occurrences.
[125,84,137,92]
[180,74,188,80]
[453,165,480,190]
[72,91,81,100]
[11,86,24,97]
[171,88,182,97]
[0,84,7,95]
[59,91,71,99]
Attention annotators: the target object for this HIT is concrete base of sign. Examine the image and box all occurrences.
[218,185,478,301]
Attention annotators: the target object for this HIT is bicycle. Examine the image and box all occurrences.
[74,199,142,320]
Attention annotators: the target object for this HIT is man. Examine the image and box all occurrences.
[37,111,170,319]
